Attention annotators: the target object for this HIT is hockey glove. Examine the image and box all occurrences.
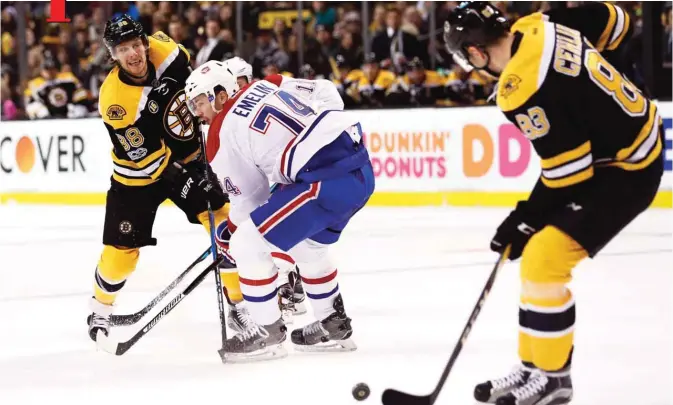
[490,201,541,260]
[162,161,227,206]
[215,220,236,267]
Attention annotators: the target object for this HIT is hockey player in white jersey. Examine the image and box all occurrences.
[185,60,374,362]
[221,56,345,323]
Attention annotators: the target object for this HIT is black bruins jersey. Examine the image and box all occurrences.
[529,2,633,73]
[24,72,89,118]
[98,32,197,187]
[497,16,661,198]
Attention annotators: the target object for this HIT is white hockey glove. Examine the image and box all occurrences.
[67,103,89,118]
[26,101,50,119]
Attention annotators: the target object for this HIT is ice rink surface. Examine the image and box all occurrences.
[0,204,671,405]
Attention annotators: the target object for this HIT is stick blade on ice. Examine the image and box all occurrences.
[382,389,433,405]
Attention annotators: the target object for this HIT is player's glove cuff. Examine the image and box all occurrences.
[490,201,541,260]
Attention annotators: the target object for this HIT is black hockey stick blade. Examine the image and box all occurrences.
[110,247,211,326]
[381,247,511,405]
[97,257,223,356]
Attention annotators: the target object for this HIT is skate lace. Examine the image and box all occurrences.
[303,321,325,337]
[91,314,109,329]
[236,323,269,342]
[511,371,548,400]
[492,366,527,389]
[235,306,252,328]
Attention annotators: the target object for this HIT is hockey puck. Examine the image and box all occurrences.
[352,383,370,401]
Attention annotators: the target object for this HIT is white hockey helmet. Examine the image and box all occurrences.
[185,60,240,115]
[224,56,253,83]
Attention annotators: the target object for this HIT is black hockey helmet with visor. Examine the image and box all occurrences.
[103,14,148,58]
[443,2,510,74]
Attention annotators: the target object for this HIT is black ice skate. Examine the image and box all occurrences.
[474,363,535,403]
[87,297,113,342]
[495,369,573,405]
[227,302,252,333]
[278,267,306,324]
[291,294,356,352]
[220,318,287,363]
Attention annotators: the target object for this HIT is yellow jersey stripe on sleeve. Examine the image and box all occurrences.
[596,3,617,51]
[614,106,656,161]
[540,141,592,170]
[607,6,631,51]
[541,165,594,188]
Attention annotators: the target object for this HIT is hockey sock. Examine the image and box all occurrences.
[301,269,339,321]
[230,220,281,326]
[94,246,139,305]
[197,204,229,234]
[519,226,587,371]
[221,271,243,303]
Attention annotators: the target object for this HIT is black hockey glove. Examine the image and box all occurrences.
[490,201,541,260]
[162,160,227,205]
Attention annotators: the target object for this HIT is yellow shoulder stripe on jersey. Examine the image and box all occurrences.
[24,77,44,97]
[595,3,617,51]
[540,141,592,169]
[606,5,630,51]
[148,32,180,69]
[98,68,145,130]
[56,71,80,85]
[497,20,556,112]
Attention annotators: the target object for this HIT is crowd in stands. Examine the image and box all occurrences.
[0,1,663,120]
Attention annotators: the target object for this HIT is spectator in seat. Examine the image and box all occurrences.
[312,2,337,30]
[250,29,289,78]
[196,17,235,67]
[371,8,423,70]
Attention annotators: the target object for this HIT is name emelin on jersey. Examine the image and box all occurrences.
[233,82,275,118]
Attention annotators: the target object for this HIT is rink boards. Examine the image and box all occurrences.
[1,103,671,207]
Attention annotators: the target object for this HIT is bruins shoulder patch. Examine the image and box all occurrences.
[106,104,127,120]
[152,32,171,42]
[499,74,522,99]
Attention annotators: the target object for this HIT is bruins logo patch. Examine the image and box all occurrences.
[499,75,521,99]
[163,90,195,141]
[119,220,133,234]
[106,104,127,120]
[152,32,171,42]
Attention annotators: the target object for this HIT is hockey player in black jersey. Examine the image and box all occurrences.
[444,2,663,405]
[87,15,249,343]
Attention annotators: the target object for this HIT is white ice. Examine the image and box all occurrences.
[0,205,671,405]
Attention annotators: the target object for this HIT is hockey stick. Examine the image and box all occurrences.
[197,125,229,353]
[381,246,511,405]
[97,256,224,356]
[109,247,210,326]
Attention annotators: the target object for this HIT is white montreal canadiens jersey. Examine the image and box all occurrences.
[206,76,354,227]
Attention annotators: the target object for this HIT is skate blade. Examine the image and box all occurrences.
[219,344,288,364]
[293,338,357,353]
[95,331,117,354]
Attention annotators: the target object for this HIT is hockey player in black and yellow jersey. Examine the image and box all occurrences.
[444,3,662,404]
[24,53,91,119]
[443,62,494,106]
[387,57,449,106]
[343,52,397,108]
[87,15,245,343]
